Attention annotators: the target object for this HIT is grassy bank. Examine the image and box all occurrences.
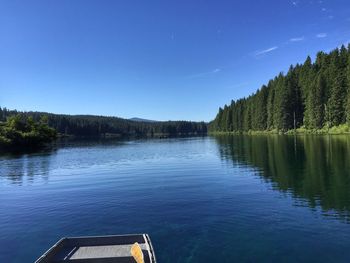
[209,124,350,135]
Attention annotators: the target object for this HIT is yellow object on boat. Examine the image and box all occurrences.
[131,242,144,263]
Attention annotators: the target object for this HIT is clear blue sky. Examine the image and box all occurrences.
[1,0,350,121]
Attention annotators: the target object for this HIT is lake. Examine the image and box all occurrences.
[1,135,350,262]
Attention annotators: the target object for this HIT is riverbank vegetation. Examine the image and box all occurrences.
[0,108,207,138]
[0,115,57,150]
[209,45,350,134]
[211,123,350,135]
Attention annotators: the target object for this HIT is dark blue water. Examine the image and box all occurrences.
[1,136,350,262]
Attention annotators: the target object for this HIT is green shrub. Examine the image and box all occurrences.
[0,115,57,150]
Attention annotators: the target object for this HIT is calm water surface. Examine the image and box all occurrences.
[1,136,350,262]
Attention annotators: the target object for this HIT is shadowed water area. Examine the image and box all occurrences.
[0,136,350,262]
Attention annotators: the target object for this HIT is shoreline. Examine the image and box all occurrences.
[209,124,350,136]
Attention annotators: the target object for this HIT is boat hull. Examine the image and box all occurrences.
[35,234,156,263]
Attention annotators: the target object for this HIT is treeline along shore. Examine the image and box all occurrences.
[209,45,350,134]
[0,108,207,143]
[0,115,57,150]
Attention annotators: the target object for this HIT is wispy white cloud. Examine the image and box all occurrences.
[321,7,326,11]
[254,46,278,56]
[316,33,327,38]
[187,68,221,79]
[290,36,305,42]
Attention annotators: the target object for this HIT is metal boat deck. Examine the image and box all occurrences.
[35,234,156,263]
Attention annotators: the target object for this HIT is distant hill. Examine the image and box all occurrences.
[0,107,207,137]
[129,117,157,123]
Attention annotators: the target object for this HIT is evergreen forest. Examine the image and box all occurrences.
[209,45,350,133]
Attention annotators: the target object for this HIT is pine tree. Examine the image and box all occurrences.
[236,100,244,131]
[226,103,233,131]
[243,99,251,131]
[266,81,275,130]
[346,92,350,125]
[298,56,313,102]
[328,72,347,126]
[285,67,303,129]
[306,74,325,128]
[273,74,288,130]
[254,86,268,130]
[215,107,224,131]
[346,48,350,124]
